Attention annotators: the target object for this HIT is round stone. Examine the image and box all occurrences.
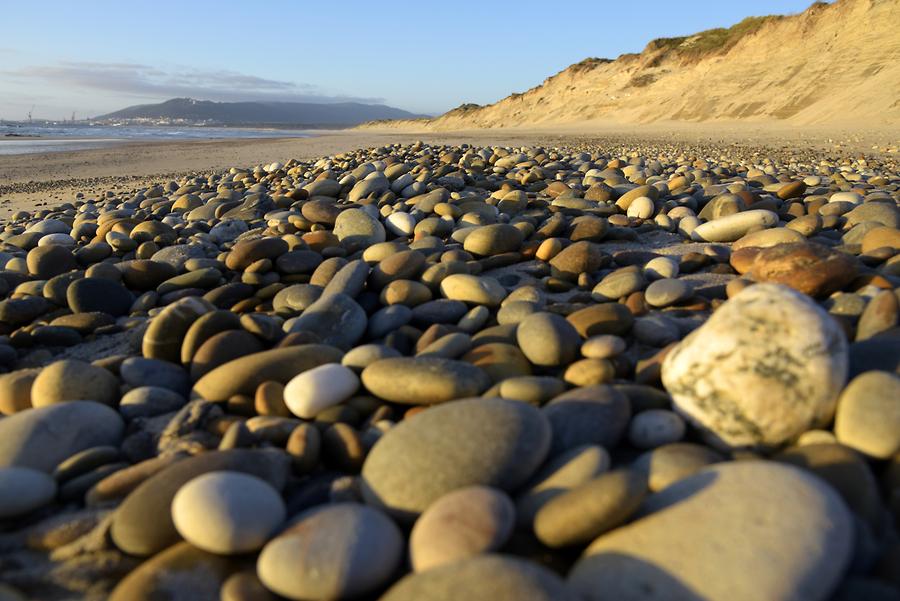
[410,486,515,572]
[172,471,286,554]
[568,461,854,601]
[462,224,523,256]
[440,274,507,307]
[257,503,403,600]
[834,371,900,459]
[0,401,124,472]
[644,278,690,307]
[543,385,631,456]
[549,241,607,281]
[516,312,581,367]
[361,357,491,405]
[225,237,289,271]
[26,245,77,279]
[386,211,417,236]
[119,386,187,419]
[333,208,386,249]
[0,369,38,415]
[746,242,859,298]
[67,277,134,317]
[534,468,648,547]
[361,397,551,521]
[662,283,848,448]
[30,359,120,408]
[0,466,57,518]
[643,256,679,280]
[381,555,579,601]
[627,409,686,449]
[283,363,360,419]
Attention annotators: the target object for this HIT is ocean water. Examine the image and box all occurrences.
[0,123,314,155]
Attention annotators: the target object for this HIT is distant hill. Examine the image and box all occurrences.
[96,98,426,127]
[361,0,900,130]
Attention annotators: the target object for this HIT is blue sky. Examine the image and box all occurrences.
[1,0,819,120]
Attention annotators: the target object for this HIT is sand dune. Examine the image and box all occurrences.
[361,0,900,130]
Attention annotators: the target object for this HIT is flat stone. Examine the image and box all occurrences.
[381,555,579,601]
[0,466,57,518]
[119,386,187,419]
[568,461,854,601]
[662,283,848,448]
[361,357,491,405]
[257,503,403,600]
[0,401,124,472]
[143,297,216,362]
[410,485,515,572]
[747,242,859,298]
[567,303,634,337]
[361,397,551,521]
[550,241,606,281]
[632,442,725,492]
[534,468,647,547]
[440,274,507,307]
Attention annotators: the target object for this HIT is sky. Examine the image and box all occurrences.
[0,0,819,120]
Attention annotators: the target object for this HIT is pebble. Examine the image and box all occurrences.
[516,312,582,366]
[691,209,778,242]
[627,409,686,448]
[834,371,900,459]
[283,363,360,419]
[381,554,580,601]
[361,356,491,405]
[361,397,550,521]
[172,471,286,554]
[568,461,854,601]
[643,277,690,307]
[257,503,403,600]
[0,466,57,518]
[409,485,515,572]
[0,401,124,472]
[662,283,848,448]
[0,140,895,598]
[534,468,647,547]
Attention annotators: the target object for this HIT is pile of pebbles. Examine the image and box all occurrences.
[0,140,898,601]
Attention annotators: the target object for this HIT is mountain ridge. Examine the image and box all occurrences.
[360,0,900,130]
[97,98,426,127]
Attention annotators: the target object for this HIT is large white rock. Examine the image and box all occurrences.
[283,363,359,419]
[690,209,778,242]
[568,461,854,601]
[661,283,847,448]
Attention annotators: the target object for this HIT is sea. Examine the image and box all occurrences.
[0,123,315,156]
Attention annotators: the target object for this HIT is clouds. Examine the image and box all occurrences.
[3,61,385,104]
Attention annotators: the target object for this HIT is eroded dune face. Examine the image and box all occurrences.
[363,0,900,130]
